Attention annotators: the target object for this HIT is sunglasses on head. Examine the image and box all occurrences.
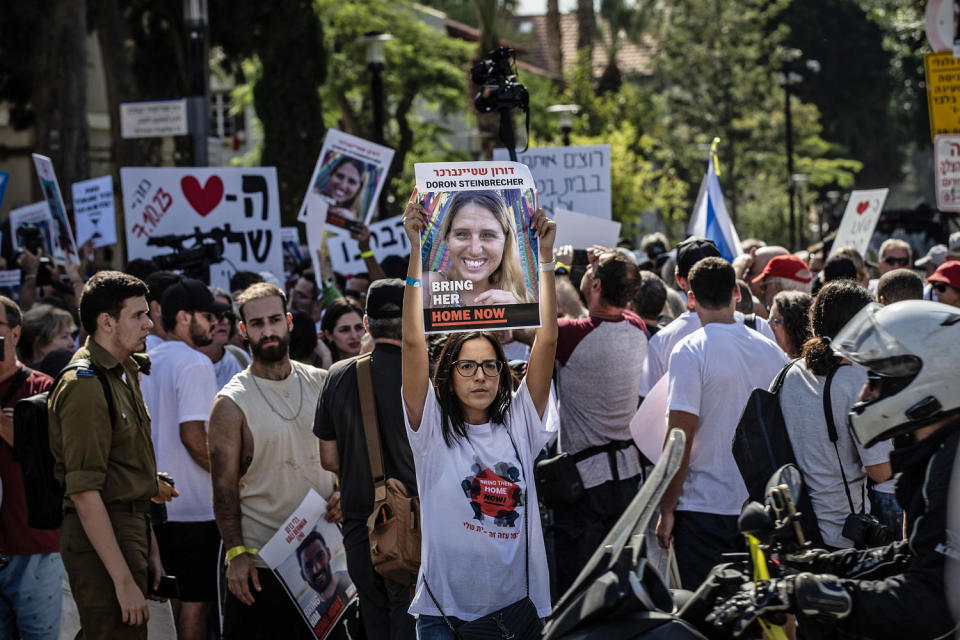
[883,256,910,267]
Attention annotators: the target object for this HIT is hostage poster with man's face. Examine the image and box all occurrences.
[414,161,541,334]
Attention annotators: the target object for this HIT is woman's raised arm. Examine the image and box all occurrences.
[525,209,557,419]
[401,200,431,430]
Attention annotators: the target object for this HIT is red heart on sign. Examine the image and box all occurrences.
[181,176,224,217]
[855,201,869,215]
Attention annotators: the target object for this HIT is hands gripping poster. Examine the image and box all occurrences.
[121,168,283,289]
[414,161,541,333]
[258,490,358,639]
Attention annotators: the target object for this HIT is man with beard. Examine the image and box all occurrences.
[140,277,227,640]
[296,530,352,611]
[210,283,340,640]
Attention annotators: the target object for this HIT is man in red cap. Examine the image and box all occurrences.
[927,260,960,308]
[751,254,813,308]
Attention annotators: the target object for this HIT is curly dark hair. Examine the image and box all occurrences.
[802,280,874,376]
[432,331,516,447]
[771,291,813,359]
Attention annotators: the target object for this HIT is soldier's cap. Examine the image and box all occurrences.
[161,277,231,318]
[365,278,404,320]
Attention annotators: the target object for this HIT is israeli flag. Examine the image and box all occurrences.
[687,157,742,263]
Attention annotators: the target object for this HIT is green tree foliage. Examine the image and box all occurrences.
[651,0,861,247]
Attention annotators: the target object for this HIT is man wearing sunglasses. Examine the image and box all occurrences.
[868,239,914,296]
[926,260,960,308]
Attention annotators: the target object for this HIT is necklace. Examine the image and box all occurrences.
[250,365,303,421]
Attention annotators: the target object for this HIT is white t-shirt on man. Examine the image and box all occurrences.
[640,310,777,397]
[141,339,218,522]
[403,381,552,621]
[667,321,788,515]
[779,362,893,548]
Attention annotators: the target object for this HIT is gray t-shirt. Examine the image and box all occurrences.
[777,362,893,548]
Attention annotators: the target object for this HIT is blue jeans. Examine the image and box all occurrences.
[416,615,466,640]
[0,553,64,640]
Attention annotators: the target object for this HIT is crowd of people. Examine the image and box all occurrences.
[0,208,958,640]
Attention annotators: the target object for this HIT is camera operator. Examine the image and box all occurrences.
[709,301,960,639]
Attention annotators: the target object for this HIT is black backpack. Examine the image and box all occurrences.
[731,358,824,547]
[13,359,114,530]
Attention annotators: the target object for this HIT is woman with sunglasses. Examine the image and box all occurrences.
[401,200,557,639]
[777,280,894,548]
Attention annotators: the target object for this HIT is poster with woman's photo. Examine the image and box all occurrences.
[258,490,357,640]
[298,129,395,234]
[414,161,541,333]
[9,202,56,257]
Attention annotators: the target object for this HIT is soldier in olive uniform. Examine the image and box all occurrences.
[49,271,168,639]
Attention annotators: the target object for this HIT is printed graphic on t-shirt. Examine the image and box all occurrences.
[461,459,524,536]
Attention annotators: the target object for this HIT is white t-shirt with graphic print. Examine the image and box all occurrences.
[403,380,552,621]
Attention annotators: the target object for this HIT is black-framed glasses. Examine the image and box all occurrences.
[933,282,950,294]
[883,256,910,267]
[453,359,503,378]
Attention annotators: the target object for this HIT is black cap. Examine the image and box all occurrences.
[822,255,858,283]
[161,277,231,318]
[676,237,721,280]
[365,278,404,319]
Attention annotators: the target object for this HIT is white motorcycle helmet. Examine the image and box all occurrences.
[832,300,960,447]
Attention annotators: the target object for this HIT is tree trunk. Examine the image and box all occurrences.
[576,0,595,66]
[33,0,90,198]
[546,0,563,81]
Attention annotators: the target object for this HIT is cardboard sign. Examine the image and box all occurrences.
[326,215,409,276]
[553,207,621,249]
[297,129,395,232]
[32,154,79,264]
[630,375,669,465]
[121,167,283,290]
[935,135,960,211]
[120,99,189,139]
[9,202,56,256]
[258,490,358,640]
[493,145,611,219]
[828,188,889,259]
[71,175,118,248]
[414,161,541,333]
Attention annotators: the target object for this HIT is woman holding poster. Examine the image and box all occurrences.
[400,200,556,639]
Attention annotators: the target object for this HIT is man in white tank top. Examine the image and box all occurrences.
[209,283,340,640]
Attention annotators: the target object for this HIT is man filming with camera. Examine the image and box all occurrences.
[709,301,960,639]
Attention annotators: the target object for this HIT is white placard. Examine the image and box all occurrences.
[630,374,669,464]
[32,154,79,264]
[326,215,409,276]
[259,490,357,640]
[553,207,621,249]
[71,175,118,248]
[8,202,56,256]
[828,188,889,259]
[494,145,611,219]
[120,99,189,139]
[297,129,395,233]
[935,135,960,211]
[121,167,283,290]
[416,160,537,193]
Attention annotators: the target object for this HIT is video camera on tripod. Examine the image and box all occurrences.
[470,47,529,161]
[147,227,227,283]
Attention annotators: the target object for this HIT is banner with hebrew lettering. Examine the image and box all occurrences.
[493,145,611,219]
[414,161,541,334]
[121,168,283,289]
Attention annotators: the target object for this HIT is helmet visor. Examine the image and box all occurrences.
[832,303,922,377]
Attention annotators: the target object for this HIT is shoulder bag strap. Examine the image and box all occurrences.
[772,358,802,395]
[356,353,386,500]
[823,364,857,514]
[1,367,31,407]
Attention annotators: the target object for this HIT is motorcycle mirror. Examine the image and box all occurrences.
[764,464,804,509]
[738,501,774,541]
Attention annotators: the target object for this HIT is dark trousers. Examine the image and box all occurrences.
[222,569,316,640]
[672,511,743,590]
[552,475,642,598]
[344,531,415,640]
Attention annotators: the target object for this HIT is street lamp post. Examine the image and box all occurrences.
[777,50,819,251]
[184,0,209,167]
[360,33,393,145]
[547,104,579,146]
